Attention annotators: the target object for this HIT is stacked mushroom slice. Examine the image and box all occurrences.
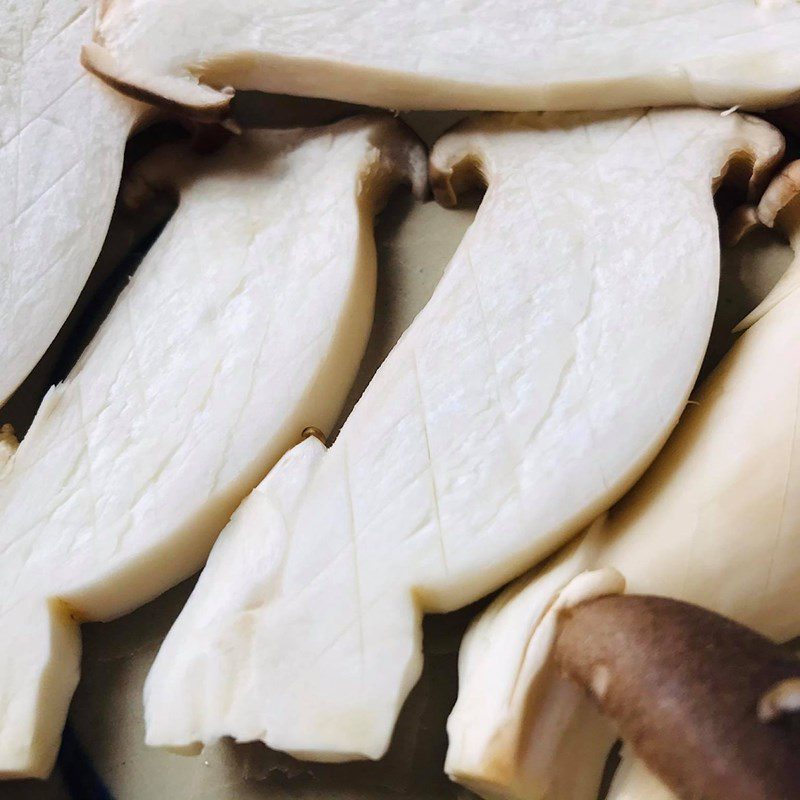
[0,115,424,779]
[82,0,800,117]
[0,0,145,405]
[142,109,783,764]
[446,162,800,800]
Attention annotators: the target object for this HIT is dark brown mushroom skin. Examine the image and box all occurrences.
[554,595,800,800]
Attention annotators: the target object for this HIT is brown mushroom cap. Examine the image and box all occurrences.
[554,595,800,800]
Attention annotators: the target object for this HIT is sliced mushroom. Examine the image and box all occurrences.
[82,1,800,117]
[142,109,783,764]
[0,0,146,406]
[555,595,800,800]
[0,114,424,779]
[446,160,800,800]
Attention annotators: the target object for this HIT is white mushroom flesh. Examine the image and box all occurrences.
[1,0,141,405]
[143,109,782,763]
[85,0,800,113]
[0,115,422,779]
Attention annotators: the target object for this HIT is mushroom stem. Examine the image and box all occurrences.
[554,595,800,800]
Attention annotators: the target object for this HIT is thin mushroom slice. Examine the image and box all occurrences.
[81,1,800,117]
[0,114,425,780]
[555,595,800,800]
[1,0,144,406]
[446,160,800,800]
[143,109,782,763]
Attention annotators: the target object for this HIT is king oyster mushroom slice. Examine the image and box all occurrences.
[555,594,800,800]
[446,160,800,800]
[0,114,425,780]
[142,109,782,762]
[1,0,147,406]
[82,0,800,118]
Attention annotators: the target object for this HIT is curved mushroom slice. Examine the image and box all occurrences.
[555,596,800,800]
[143,109,781,762]
[446,162,800,800]
[1,0,143,406]
[82,0,800,118]
[0,114,424,780]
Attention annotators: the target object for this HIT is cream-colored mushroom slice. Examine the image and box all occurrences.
[0,114,424,780]
[447,541,626,800]
[446,161,800,800]
[1,0,145,406]
[143,109,781,763]
[81,0,800,118]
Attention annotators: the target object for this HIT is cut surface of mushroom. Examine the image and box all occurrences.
[555,595,800,800]
[0,115,424,780]
[83,0,800,115]
[1,0,144,406]
[446,160,800,800]
[142,109,782,763]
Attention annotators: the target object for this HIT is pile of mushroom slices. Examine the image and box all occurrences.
[2,0,800,797]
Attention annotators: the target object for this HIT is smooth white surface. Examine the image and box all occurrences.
[0,116,422,779]
[1,0,139,405]
[87,0,800,113]
[446,180,800,800]
[143,109,782,764]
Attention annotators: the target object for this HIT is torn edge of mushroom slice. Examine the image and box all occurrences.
[446,159,800,800]
[142,109,782,765]
[0,114,425,780]
[554,595,800,800]
[0,0,149,406]
[81,0,800,116]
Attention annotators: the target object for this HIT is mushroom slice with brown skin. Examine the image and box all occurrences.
[81,0,800,117]
[555,595,800,800]
[733,161,800,332]
[0,114,425,780]
[446,160,800,800]
[0,425,17,474]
